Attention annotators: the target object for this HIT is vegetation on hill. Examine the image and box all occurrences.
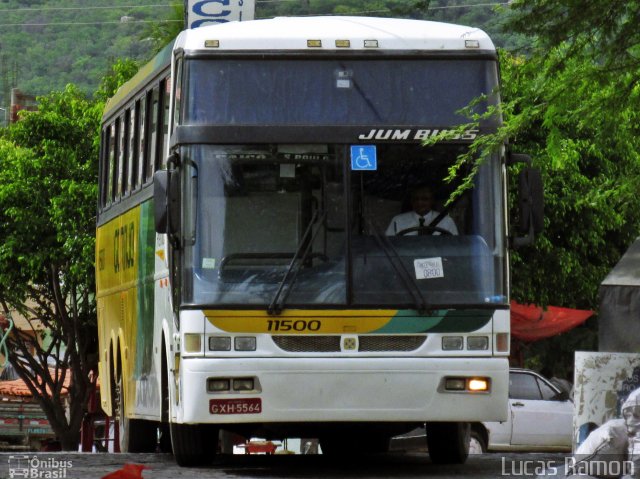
[0,0,516,105]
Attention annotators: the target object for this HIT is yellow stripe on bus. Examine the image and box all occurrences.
[205,310,398,334]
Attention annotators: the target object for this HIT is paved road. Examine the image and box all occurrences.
[0,452,571,479]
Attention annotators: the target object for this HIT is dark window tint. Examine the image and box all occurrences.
[160,76,170,169]
[537,378,558,400]
[127,106,137,192]
[107,123,116,203]
[137,96,147,187]
[145,87,159,182]
[509,372,542,400]
[119,112,128,197]
[173,58,183,130]
[187,59,498,126]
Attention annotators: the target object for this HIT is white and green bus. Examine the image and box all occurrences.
[96,16,542,466]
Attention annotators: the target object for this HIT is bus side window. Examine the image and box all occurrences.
[127,105,137,193]
[172,58,183,132]
[160,76,170,169]
[120,111,129,197]
[99,127,109,208]
[145,87,159,183]
[107,122,116,204]
[137,96,146,187]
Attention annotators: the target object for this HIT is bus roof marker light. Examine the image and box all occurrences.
[364,39,378,48]
[204,40,220,48]
[465,39,480,49]
[335,40,350,48]
[307,40,322,48]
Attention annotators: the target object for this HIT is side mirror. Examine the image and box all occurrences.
[154,169,181,236]
[154,170,169,233]
[518,167,544,233]
[554,390,570,402]
[510,154,544,247]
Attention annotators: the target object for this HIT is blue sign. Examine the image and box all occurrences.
[187,0,255,29]
[350,145,377,171]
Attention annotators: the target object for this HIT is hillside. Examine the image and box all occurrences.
[0,0,520,106]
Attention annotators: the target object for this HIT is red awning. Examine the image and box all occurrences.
[510,301,593,342]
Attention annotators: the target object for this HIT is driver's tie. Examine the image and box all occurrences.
[419,217,425,227]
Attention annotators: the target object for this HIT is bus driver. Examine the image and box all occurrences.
[386,185,458,236]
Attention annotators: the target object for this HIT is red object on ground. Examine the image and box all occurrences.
[243,440,278,454]
[101,464,150,479]
[510,301,593,342]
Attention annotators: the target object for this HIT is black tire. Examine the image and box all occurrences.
[469,429,487,454]
[171,422,218,467]
[115,375,157,453]
[426,422,470,464]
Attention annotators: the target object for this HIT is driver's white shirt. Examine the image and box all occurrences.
[385,210,458,236]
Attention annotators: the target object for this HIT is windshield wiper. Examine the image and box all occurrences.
[366,217,431,314]
[268,209,327,315]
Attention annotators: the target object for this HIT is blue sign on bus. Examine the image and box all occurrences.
[350,145,377,171]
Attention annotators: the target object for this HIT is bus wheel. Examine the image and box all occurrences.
[426,422,470,464]
[115,376,157,453]
[170,423,218,467]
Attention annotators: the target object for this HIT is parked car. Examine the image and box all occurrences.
[391,368,573,454]
[469,368,573,453]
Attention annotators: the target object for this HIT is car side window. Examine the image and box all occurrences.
[537,378,558,400]
[509,372,542,400]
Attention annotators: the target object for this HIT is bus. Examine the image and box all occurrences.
[96,16,542,466]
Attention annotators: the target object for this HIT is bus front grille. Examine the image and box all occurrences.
[273,336,341,352]
[272,335,426,353]
[357,335,426,352]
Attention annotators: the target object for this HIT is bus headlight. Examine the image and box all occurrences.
[208,378,231,392]
[209,336,232,351]
[468,378,489,392]
[445,378,466,391]
[467,336,489,350]
[442,336,463,350]
[444,376,490,392]
[233,378,255,391]
[234,337,256,351]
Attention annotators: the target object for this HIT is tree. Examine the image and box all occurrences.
[503,1,640,154]
[0,85,101,449]
[495,1,640,372]
[0,60,138,450]
[142,2,184,55]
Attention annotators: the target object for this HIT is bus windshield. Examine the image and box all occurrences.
[185,58,497,126]
[182,144,506,309]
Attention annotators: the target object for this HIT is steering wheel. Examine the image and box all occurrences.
[395,225,452,236]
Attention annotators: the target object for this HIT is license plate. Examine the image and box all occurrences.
[209,398,262,415]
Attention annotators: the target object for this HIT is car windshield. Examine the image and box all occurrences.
[181,144,506,309]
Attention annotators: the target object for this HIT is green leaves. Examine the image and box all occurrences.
[0,85,100,308]
[0,59,139,449]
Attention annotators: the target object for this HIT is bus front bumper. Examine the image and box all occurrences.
[177,356,509,424]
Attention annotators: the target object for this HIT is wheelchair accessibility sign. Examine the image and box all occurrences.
[350,145,377,171]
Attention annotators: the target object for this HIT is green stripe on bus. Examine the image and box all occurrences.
[373,309,493,334]
[135,200,156,376]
